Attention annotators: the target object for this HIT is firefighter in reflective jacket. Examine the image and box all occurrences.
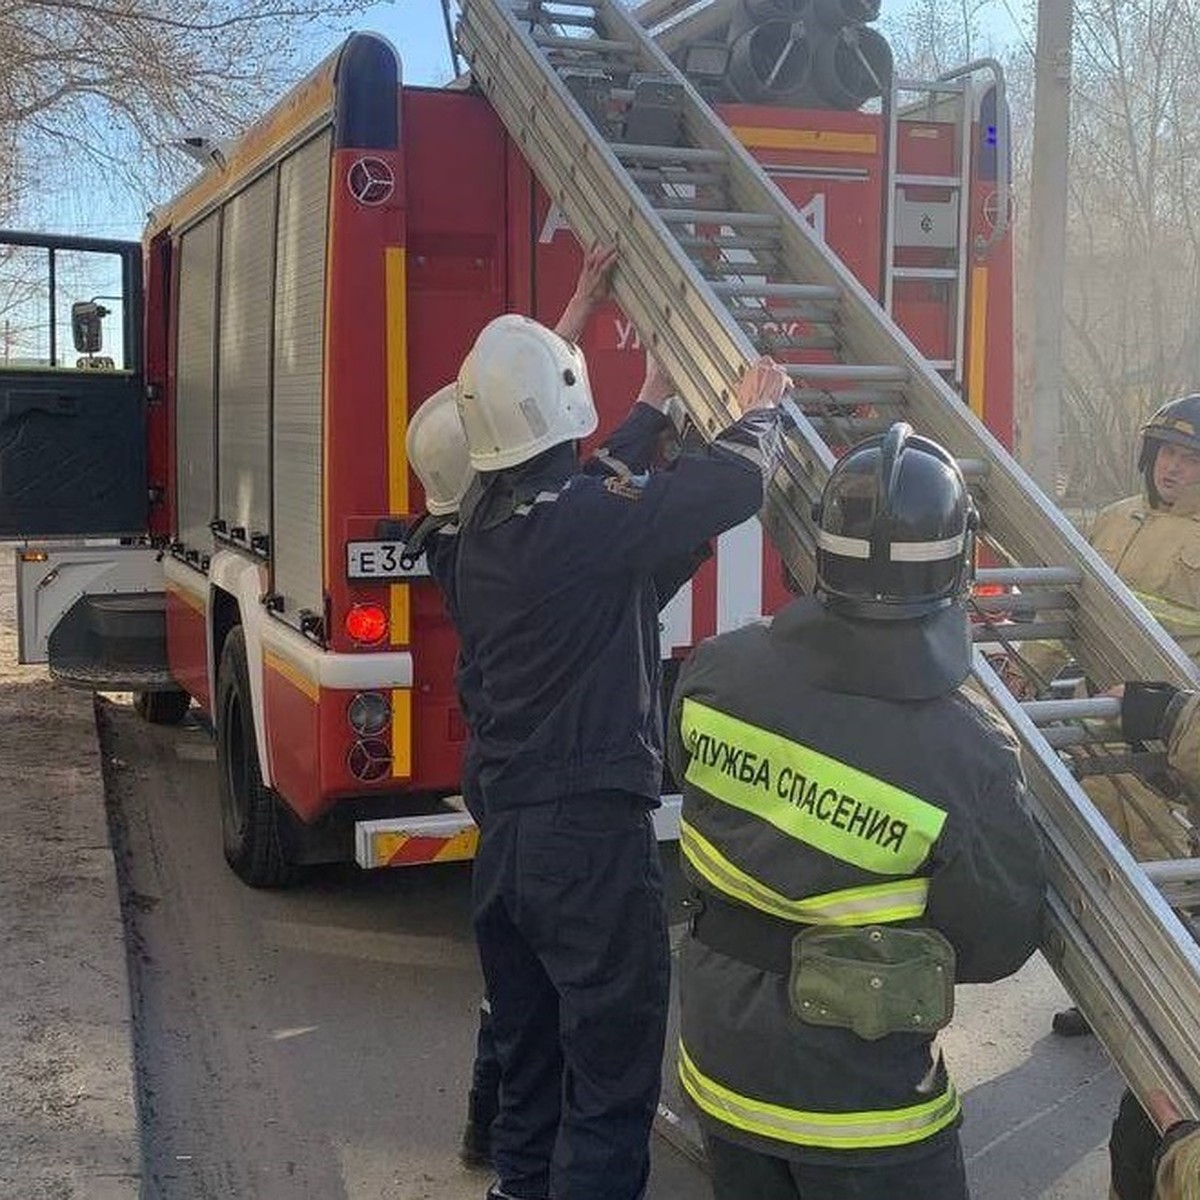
[442,309,787,1200]
[667,423,1046,1200]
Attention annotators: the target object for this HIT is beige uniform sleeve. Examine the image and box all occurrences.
[1165,693,1200,792]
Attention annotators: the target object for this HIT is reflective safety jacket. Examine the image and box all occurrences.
[450,403,777,813]
[1091,488,1200,660]
[667,597,1046,1165]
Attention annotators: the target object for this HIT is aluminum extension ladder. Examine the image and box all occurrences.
[456,0,1200,1125]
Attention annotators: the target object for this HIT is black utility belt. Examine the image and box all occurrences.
[689,891,956,1041]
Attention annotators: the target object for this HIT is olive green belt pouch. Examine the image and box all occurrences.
[788,924,956,1041]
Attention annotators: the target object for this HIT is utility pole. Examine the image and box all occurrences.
[1025,0,1073,495]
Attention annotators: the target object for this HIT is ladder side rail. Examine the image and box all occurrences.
[1047,893,1195,1126]
[975,654,1200,1114]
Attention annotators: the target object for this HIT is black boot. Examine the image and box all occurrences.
[1052,1005,1092,1037]
[460,1089,496,1169]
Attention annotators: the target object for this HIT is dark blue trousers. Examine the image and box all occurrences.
[472,793,670,1200]
[704,1130,970,1200]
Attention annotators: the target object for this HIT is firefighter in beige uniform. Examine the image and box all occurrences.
[1037,396,1200,865]
[1045,398,1200,1037]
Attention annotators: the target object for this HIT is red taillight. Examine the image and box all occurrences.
[972,584,1006,597]
[345,604,388,645]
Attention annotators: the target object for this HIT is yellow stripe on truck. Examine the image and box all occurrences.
[391,687,412,778]
[386,244,411,649]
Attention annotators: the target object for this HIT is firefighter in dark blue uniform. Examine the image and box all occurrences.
[668,423,1047,1200]
[442,309,786,1200]
[407,361,713,1174]
[406,245,712,1177]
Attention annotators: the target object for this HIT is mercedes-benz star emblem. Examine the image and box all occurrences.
[347,157,395,206]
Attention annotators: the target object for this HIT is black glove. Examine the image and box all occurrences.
[1120,681,1181,744]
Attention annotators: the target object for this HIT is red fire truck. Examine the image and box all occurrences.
[0,25,1013,884]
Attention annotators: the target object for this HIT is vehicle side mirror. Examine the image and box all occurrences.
[71,301,109,354]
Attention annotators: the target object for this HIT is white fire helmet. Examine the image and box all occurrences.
[456,314,597,471]
[406,383,475,516]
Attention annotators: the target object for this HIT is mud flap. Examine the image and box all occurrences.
[16,544,170,689]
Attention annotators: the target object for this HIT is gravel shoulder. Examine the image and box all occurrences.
[0,547,140,1199]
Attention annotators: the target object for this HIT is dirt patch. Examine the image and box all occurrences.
[0,549,140,1198]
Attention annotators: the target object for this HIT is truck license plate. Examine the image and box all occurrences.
[346,541,430,580]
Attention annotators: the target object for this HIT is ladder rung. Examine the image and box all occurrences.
[613,144,727,164]
[678,234,779,251]
[957,458,988,481]
[1142,859,1200,885]
[972,589,1074,614]
[534,33,634,52]
[754,333,840,352]
[928,360,956,371]
[890,267,959,281]
[976,620,1075,642]
[790,388,899,405]
[975,567,1084,588]
[728,306,837,324]
[808,416,893,439]
[711,281,840,301]
[1022,697,1121,725]
[631,168,723,186]
[513,7,597,25]
[1042,726,1093,749]
[894,173,963,189]
[701,260,784,279]
[657,209,780,228]
[785,364,909,385]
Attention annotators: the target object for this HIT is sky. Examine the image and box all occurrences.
[22,0,1028,243]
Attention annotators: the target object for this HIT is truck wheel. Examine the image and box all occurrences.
[216,627,294,888]
[133,689,192,726]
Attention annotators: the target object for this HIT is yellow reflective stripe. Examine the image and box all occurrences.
[681,699,946,875]
[681,820,928,925]
[1132,590,1200,635]
[678,1042,961,1151]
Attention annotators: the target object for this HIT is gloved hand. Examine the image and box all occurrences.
[1120,681,1181,743]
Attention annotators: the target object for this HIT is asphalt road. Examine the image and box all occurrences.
[99,693,1123,1200]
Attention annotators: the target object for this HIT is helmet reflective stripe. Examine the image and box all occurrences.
[406,383,475,516]
[457,314,598,472]
[890,534,965,563]
[816,530,870,559]
[814,422,975,619]
[817,530,965,563]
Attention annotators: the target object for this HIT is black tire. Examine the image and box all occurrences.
[216,627,294,888]
[133,689,192,726]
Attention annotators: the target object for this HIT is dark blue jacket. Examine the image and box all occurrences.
[424,404,720,818]
[450,403,778,813]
